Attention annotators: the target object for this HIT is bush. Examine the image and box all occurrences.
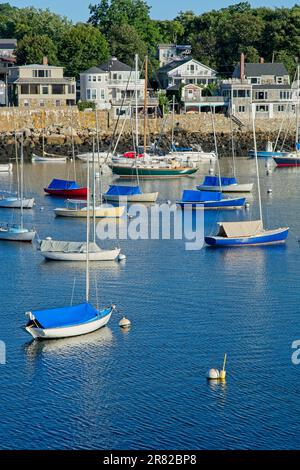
[77,101,96,111]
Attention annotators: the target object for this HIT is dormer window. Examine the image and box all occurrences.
[32,69,51,78]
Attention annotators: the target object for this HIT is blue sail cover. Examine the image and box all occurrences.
[171,144,193,152]
[48,179,80,190]
[202,176,237,186]
[32,303,103,329]
[296,142,300,151]
[182,190,222,202]
[106,185,142,196]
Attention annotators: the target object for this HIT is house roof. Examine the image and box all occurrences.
[158,57,216,74]
[253,84,291,89]
[8,77,75,85]
[98,57,132,72]
[82,66,105,74]
[233,62,289,77]
[0,39,17,49]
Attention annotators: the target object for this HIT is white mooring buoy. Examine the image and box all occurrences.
[119,316,131,329]
[209,167,214,175]
[206,354,227,381]
[267,188,273,194]
[245,202,250,209]
[118,253,126,261]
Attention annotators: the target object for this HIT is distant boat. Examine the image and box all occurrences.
[37,239,120,262]
[197,176,253,193]
[32,152,67,162]
[248,141,288,158]
[176,190,246,210]
[0,196,35,209]
[25,146,115,340]
[273,151,300,167]
[0,163,13,173]
[103,185,158,203]
[206,114,289,247]
[111,161,198,179]
[44,179,87,198]
[54,199,125,218]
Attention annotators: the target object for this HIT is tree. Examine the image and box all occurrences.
[16,34,58,65]
[59,23,109,77]
[108,23,147,66]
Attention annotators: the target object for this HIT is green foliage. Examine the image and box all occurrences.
[16,34,58,65]
[78,101,96,111]
[158,92,169,115]
[59,23,109,77]
[108,23,147,66]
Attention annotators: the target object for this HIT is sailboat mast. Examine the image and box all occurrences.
[71,106,76,179]
[20,133,24,230]
[210,108,222,191]
[252,109,263,224]
[92,137,96,243]
[86,139,90,303]
[42,110,45,156]
[296,64,300,148]
[135,54,139,151]
[143,55,148,156]
[95,110,103,204]
[171,95,175,149]
[230,118,236,178]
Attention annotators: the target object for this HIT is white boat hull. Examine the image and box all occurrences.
[103,192,158,203]
[26,312,112,339]
[169,151,217,163]
[0,163,13,173]
[77,152,110,163]
[32,153,67,162]
[0,197,35,209]
[200,183,253,193]
[41,248,121,261]
[54,205,125,218]
[0,229,36,242]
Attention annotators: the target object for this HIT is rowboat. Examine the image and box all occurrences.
[32,153,67,162]
[54,199,125,218]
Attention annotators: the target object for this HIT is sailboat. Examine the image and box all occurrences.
[205,112,289,247]
[0,163,13,173]
[24,149,116,339]
[0,135,36,242]
[176,190,246,210]
[273,65,300,167]
[38,141,122,262]
[0,131,35,209]
[198,111,253,193]
[32,111,67,162]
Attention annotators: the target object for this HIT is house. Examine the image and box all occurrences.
[80,56,158,118]
[181,83,226,113]
[158,44,192,67]
[7,57,76,107]
[219,54,295,118]
[0,39,17,105]
[157,58,217,91]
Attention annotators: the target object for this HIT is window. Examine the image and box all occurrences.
[52,84,64,95]
[29,84,39,94]
[20,84,29,94]
[100,89,105,100]
[276,76,283,84]
[255,91,268,100]
[98,75,102,82]
[23,100,29,107]
[256,104,269,112]
[33,69,51,78]
[93,75,97,82]
[280,91,292,100]
[87,89,97,100]
[88,75,92,82]
[251,77,261,84]
[278,105,285,112]
[42,86,49,95]
[40,99,45,107]
[55,100,61,106]
[238,105,245,112]
[67,85,75,94]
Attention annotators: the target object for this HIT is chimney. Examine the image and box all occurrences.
[42,56,48,66]
[240,53,245,80]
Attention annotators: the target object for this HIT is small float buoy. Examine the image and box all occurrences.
[119,316,131,329]
[118,253,126,261]
[245,202,250,209]
[207,354,227,381]
[40,206,44,211]
[46,236,52,241]
[267,188,273,194]
[128,214,134,219]
[166,200,172,206]
[209,167,214,175]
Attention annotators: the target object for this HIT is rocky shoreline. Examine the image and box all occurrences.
[0,126,296,162]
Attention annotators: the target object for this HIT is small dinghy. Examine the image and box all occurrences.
[37,239,120,262]
[103,185,158,203]
[25,302,114,339]
[0,196,35,209]
[176,190,246,210]
[197,176,253,193]
[54,199,125,218]
[205,220,289,246]
[0,163,13,173]
[44,179,87,198]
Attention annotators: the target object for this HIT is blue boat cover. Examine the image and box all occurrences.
[202,176,237,186]
[171,144,193,152]
[47,179,80,190]
[182,190,222,202]
[296,142,300,151]
[32,302,102,329]
[106,185,142,196]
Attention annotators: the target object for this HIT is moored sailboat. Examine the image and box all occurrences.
[176,190,246,210]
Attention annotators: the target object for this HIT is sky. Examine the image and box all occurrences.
[8,0,297,22]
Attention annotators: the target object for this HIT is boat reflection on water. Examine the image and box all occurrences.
[24,326,114,360]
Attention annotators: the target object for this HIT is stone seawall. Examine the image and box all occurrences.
[0,107,296,161]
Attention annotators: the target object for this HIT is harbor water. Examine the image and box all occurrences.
[0,158,300,450]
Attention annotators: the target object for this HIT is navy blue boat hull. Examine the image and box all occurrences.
[205,228,289,246]
[177,197,246,209]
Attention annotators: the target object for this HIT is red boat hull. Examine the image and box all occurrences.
[44,187,88,198]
